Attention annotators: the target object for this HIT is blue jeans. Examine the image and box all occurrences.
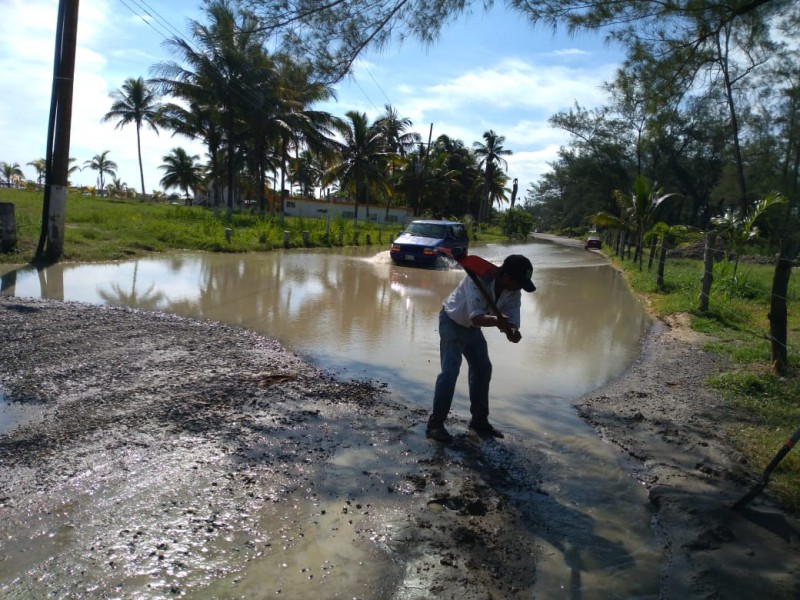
[429,308,492,428]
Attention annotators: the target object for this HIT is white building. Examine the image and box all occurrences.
[283,196,413,225]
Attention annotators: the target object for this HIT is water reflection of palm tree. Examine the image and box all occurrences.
[97,263,165,310]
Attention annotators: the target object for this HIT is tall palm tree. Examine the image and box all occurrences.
[488,165,510,210]
[102,76,161,197]
[265,54,341,216]
[324,111,389,222]
[158,99,224,207]
[1,161,24,187]
[434,134,480,217]
[159,147,204,204]
[153,0,269,213]
[473,130,512,224]
[83,151,118,196]
[27,158,46,188]
[375,104,420,218]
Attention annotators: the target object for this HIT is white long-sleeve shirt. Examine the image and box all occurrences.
[442,273,521,329]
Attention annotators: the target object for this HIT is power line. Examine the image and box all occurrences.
[114,0,190,47]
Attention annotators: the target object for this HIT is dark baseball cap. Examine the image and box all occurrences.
[502,255,536,292]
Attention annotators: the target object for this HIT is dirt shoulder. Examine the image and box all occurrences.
[537,232,800,597]
[576,309,800,598]
[0,298,542,599]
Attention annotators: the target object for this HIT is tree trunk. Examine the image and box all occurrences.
[699,231,716,314]
[656,236,669,290]
[136,125,146,197]
[769,243,796,376]
[637,233,644,271]
[716,28,748,214]
[647,235,658,271]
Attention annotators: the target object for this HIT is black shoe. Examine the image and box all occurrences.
[426,425,453,443]
[469,422,505,439]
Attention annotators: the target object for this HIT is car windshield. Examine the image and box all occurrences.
[405,223,448,238]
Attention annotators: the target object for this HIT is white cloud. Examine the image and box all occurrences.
[1,0,621,195]
[333,52,619,188]
[0,0,205,191]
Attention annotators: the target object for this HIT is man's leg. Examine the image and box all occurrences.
[464,330,492,426]
[429,310,465,428]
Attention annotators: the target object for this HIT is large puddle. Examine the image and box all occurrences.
[0,239,660,597]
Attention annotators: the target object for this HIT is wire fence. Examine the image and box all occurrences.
[614,242,798,363]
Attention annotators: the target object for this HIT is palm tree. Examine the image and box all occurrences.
[711,192,787,280]
[27,158,46,188]
[488,165,510,210]
[158,99,224,207]
[433,134,480,217]
[102,76,161,197]
[159,147,204,204]
[473,130,512,224]
[83,151,118,196]
[375,104,420,218]
[106,177,129,198]
[290,149,323,197]
[323,111,389,223]
[1,161,24,187]
[593,175,680,270]
[154,1,270,213]
[264,54,341,217]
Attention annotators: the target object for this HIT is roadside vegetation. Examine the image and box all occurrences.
[0,188,518,265]
[607,242,800,512]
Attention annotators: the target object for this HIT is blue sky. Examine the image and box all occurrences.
[0,0,624,196]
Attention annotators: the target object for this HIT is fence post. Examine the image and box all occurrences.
[0,203,16,252]
[283,231,290,248]
[698,231,716,313]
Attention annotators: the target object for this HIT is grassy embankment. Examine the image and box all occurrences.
[0,188,426,264]
[610,246,800,512]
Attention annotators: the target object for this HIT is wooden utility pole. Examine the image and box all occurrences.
[37,0,80,262]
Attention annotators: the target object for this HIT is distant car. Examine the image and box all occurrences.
[585,235,602,250]
[390,220,469,266]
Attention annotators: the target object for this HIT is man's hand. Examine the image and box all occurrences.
[505,329,522,343]
[495,314,511,332]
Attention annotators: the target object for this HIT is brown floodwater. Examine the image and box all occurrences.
[0,238,661,597]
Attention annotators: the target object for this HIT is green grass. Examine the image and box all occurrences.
[0,189,408,262]
[611,247,800,512]
[0,188,509,264]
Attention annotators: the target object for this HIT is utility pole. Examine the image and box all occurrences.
[414,123,433,216]
[37,0,80,262]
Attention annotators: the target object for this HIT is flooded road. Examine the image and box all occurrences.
[0,238,660,597]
